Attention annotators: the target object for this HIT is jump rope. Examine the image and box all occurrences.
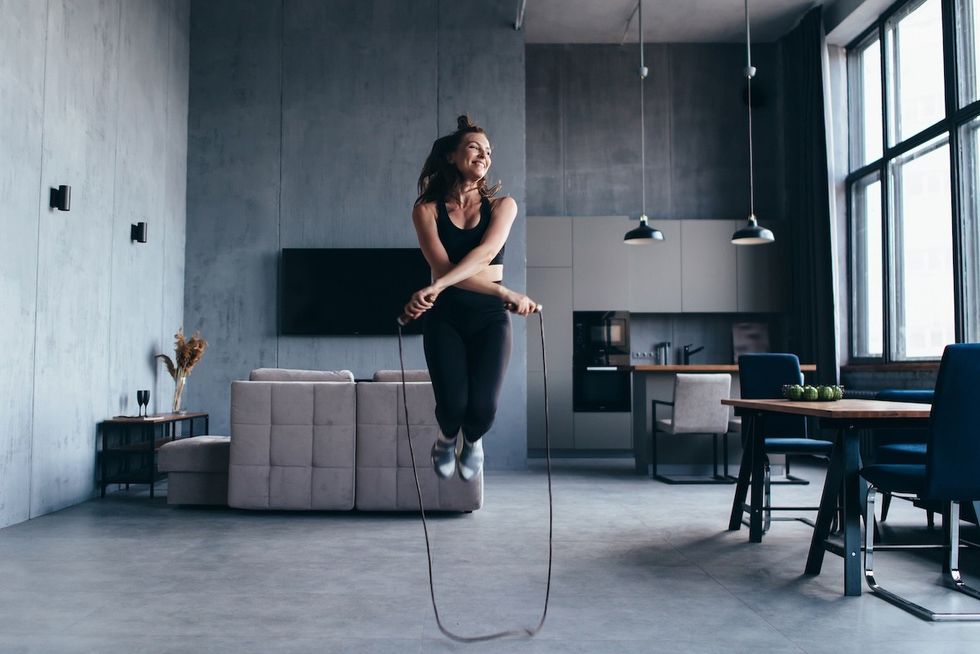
[396,301,553,642]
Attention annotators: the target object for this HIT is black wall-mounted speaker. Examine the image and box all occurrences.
[49,185,71,211]
[131,222,147,244]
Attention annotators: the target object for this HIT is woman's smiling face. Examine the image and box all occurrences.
[449,132,492,182]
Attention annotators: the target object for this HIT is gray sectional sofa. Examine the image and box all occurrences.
[179,368,482,512]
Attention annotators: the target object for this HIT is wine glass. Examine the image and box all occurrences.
[137,390,150,417]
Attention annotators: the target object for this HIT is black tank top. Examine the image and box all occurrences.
[436,197,505,266]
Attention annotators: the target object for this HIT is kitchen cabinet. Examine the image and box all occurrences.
[681,220,738,312]
[736,221,787,312]
[527,267,573,373]
[572,216,634,310]
[627,220,682,312]
[573,412,632,450]
[526,216,572,267]
[527,368,574,449]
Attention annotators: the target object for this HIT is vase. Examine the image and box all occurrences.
[172,373,188,414]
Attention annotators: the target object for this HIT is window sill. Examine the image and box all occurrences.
[841,362,940,373]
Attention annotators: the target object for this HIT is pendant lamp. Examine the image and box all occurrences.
[624,0,664,244]
[731,0,775,245]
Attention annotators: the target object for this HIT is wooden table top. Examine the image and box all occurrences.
[721,398,931,419]
[633,364,818,373]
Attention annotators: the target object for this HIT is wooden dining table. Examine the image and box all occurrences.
[721,397,932,596]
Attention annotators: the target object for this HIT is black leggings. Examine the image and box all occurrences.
[423,287,512,443]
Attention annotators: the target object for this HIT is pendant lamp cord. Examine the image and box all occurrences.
[639,0,647,221]
[745,0,756,221]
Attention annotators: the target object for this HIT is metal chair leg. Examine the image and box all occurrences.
[865,492,980,621]
[763,457,772,534]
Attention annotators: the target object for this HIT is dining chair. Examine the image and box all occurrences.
[861,343,980,621]
[871,389,931,524]
[651,373,735,484]
[730,353,834,533]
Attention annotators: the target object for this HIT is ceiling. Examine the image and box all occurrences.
[522,0,822,44]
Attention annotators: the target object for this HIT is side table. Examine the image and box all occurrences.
[99,412,209,498]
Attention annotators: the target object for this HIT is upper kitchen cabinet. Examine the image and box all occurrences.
[735,220,787,312]
[627,220,682,312]
[527,216,572,267]
[572,216,633,310]
[681,220,737,312]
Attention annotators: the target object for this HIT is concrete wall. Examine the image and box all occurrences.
[185,0,528,469]
[526,43,785,221]
[0,0,189,529]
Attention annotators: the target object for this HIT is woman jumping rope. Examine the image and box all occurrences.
[403,115,538,481]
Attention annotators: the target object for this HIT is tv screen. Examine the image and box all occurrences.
[280,248,431,335]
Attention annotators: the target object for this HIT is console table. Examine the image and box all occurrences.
[99,412,209,498]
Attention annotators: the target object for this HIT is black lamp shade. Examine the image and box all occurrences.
[624,218,664,244]
[731,216,774,245]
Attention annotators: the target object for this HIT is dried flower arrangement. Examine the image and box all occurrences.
[156,329,208,413]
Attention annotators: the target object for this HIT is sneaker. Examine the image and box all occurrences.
[457,438,484,482]
[431,435,457,479]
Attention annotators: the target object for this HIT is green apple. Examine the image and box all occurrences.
[787,384,804,401]
[803,385,819,401]
[818,386,835,401]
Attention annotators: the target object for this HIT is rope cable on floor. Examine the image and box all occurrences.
[396,306,552,642]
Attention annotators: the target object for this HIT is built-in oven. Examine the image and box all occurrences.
[572,311,631,412]
[573,366,632,412]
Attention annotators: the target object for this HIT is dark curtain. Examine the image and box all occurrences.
[781,7,839,385]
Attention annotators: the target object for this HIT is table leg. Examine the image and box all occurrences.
[147,424,155,499]
[841,427,862,596]
[728,415,753,531]
[100,426,107,498]
[749,414,766,543]
[805,429,845,575]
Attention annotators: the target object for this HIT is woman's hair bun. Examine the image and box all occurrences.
[456,114,476,130]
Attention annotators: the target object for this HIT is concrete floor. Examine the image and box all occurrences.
[1,460,980,653]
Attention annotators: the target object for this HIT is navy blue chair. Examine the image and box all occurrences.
[872,389,931,523]
[861,344,980,621]
[729,354,835,533]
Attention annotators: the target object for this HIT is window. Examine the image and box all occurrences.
[847,0,980,361]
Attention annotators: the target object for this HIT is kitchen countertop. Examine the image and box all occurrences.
[632,364,817,372]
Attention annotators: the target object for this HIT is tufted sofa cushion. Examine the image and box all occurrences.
[355,381,481,511]
[249,368,355,382]
[228,380,356,510]
[372,369,430,382]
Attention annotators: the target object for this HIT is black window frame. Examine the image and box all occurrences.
[846,0,978,363]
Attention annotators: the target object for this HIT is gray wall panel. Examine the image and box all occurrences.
[186,0,529,468]
[159,0,190,413]
[438,0,527,470]
[0,0,46,529]
[526,43,785,221]
[280,0,437,248]
[31,0,121,516]
[0,0,188,527]
[108,0,172,418]
[185,0,282,432]
[525,46,563,216]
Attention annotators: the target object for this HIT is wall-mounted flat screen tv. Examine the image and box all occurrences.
[280,248,431,335]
